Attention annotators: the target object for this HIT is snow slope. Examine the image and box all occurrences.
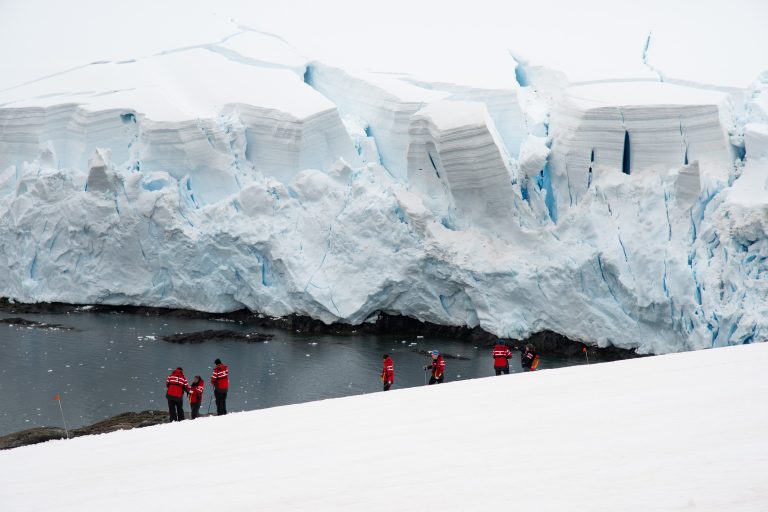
[0,1,767,353]
[2,342,767,511]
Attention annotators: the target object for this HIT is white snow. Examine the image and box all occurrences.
[0,0,767,353]
[2,343,767,511]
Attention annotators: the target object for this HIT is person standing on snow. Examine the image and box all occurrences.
[211,358,229,415]
[521,343,539,372]
[188,375,204,419]
[381,354,394,391]
[424,350,445,384]
[166,367,189,422]
[492,340,513,375]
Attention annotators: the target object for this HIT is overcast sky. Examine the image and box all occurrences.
[1,0,766,90]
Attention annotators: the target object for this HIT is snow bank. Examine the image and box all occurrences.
[2,342,766,511]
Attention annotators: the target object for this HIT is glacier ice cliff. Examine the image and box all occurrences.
[1,19,767,354]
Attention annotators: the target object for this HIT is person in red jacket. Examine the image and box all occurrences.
[211,358,229,415]
[381,354,394,391]
[492,340,513,375]
[166,367,189,422]
[188,375,204,419]
[424,350,445,384]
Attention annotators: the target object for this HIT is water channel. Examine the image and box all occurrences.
[0,310,597,435]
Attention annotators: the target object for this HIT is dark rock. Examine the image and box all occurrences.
[519,331,643,361]
[411,349,471,360]
[0,427,68,450]
[0,299,81,315]
[72,410,169,435]
[0,410,189,450]
[0,317,74,330]
[0,297,643,358]
[162,330,273,344]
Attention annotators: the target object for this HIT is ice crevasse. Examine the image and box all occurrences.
[1,28,767,354]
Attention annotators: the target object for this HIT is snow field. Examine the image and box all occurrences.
[1,342,767,511]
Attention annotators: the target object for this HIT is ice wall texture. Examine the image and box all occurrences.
[1,24,767,353]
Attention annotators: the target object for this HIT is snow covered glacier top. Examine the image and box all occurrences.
[0,0,767,353]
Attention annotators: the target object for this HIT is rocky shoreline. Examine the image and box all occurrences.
[0,316,74,330]
[0,298,641,360]
[162,329,274,344]
[0,410,180,450]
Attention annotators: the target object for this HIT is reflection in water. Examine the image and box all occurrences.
[0,312,593,434]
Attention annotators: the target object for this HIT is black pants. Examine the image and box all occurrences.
[383,382,392,391]
[191,402,201,419]
[167,397,184,422]
[214,389,228,415]
[495,366,510,376]
[428,376,444,385]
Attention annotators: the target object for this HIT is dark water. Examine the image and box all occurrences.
[0,311,593,435]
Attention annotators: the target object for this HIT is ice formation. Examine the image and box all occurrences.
[406,100,522,234]
[1,3,767,353]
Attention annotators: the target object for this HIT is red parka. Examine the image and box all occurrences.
[492,344,513,368]
[429,356,445,379]
[211,363,229,390]
[189,380,204,405]
[381,357,394,383]
[166,368,189,398]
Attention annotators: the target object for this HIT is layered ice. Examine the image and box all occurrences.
[1,3,767,354]
[548,82,735,216]
[306,63,448,179]
[406,101,522,234]
[0,49,360,203]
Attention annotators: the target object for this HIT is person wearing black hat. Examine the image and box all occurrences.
[210,358,229,415]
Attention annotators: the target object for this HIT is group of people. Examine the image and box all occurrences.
[165,358,230,421]
[166,343,539,421]
[380,341,539,391]
[492,341,540,375]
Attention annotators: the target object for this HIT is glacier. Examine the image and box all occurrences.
[1,1,767,354]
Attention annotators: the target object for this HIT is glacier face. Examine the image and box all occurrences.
[1,5,767,354]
